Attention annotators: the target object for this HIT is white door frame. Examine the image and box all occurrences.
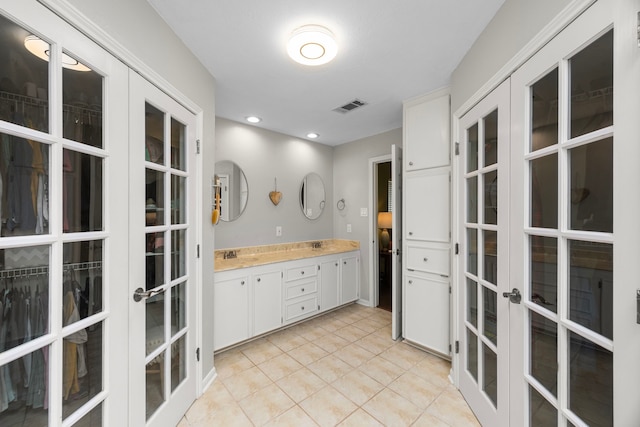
[368,154,391,309]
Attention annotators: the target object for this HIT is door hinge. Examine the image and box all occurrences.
[637,11,640,47]
[318,265,320,270]
[318,305,320,311]
[196,347,200,362]
[455,340,460,354]
[196,139,201,154]
[449,286,452,294]
[454,142,460,156]
[455,243,459,255]
[197,244,200,258]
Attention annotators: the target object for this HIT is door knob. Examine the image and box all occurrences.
[502,288,521,304]
[133,287,162,302]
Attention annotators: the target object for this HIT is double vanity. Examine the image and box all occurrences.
[213,239,360,351]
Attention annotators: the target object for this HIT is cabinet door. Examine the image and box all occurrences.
[254,270,282,336]
[405,168,450,242]
[340,256,359,304]
[404,274,449,355]
[213,275,249,350]
[320,259,339,311]
[404,94,450,171]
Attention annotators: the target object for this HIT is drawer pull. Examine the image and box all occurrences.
[423,257,428,262]
[409,231,413,236]
[301,288,305,292]
[301,306,305,310]
[408,280,413,284]
[257,278,261,282]
[240,281,245,285]
[301,271,305,275]
[409,161,414,166]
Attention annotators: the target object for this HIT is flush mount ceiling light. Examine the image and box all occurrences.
[246,116,261,123]
[307,132,319,139]
[287,25,337,66]
[24,35,91,72]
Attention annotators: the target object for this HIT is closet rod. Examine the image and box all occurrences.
[0,260,102,279]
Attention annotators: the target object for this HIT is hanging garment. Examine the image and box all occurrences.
[62,290,87,399]
[6,135,36,232]
[25,291,46,409]
[0,299,8,412]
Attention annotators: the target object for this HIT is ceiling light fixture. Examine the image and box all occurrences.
[246,116,261,123]
[287,25,337,66]
[307,133,319,139]
[24,35,91,72]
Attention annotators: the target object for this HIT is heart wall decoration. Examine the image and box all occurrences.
[269,178,282,206]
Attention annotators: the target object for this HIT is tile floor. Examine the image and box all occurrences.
[179,304,480,426]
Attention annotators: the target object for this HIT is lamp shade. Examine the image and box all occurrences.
[377,212,392,229]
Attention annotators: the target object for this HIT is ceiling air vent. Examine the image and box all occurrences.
[333,98,368,114]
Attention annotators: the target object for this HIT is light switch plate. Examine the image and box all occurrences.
[276,226,282,236]
[347,224,352,233]
[360,208,368,217]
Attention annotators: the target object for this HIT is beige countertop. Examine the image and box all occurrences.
[214,239,360,272]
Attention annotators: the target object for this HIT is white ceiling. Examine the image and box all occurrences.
[147,0,505,146]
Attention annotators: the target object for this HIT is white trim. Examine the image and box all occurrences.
[368,154,392,309]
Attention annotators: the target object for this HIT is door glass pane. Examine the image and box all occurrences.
[467,279,478,328]
[466,176,477,223]
[483,171,497,225]
[467,123,478,172]
[146,356,165,419]
[467,328,478,381]
[1,135,49,237]
[483,344,497,408]
[63,150,103,233]
[569,240,613,339]
[467,228,477,276]
[0,16,49,133]
[531,68,559,152]
[63,240,103,323]
[483,110,498,166]
[146,291,165,356]
[171,335,186,393]
[73,402,102,427]
[483,230,497,284]
[171,118,186,171]
[568,331,612,426]
[146,169,165,226]
[531,236,557,312]
[483,287,497,345]
[531,154,558,229]
[569,30,613,139]
[146,232,165,289]
[171,175,186,224]
[171,282,186,332]
[145,104,164,165]
[62,57,102,148]
[530,311,557,396]
[569,138,612,233]
[530,385,557,426]
[171,229,185,280]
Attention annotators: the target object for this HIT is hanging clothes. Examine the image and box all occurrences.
[0,298,8,412]
[25,289,46,409]
[62,289,87,400]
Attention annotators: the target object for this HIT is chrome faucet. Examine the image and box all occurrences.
[223,250,237,259]
[311,241,322,249]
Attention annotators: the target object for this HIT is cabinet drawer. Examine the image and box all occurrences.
[406,246,449,276]
[284,278,317,300]
[285,264,318,281]
[284,295,318,322]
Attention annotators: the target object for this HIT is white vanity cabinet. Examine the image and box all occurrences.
[404,92,450,172]
[254,269,283,336]
[340,255,359,304]
[404,274,450,355]
[213,272,249,350]
[319,259,339,311]
[319,251,360,313]
[283,261,320,324]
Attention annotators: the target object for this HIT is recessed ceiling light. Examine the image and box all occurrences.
[246,116,261,123]
[287,25,337,66]
[307,133,319,139]
[24,35,91,72]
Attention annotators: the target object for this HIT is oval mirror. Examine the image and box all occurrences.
[300,172,325,220]
[214,160,248,221]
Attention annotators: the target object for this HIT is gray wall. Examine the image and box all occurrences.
[215,118,333,249]
[450,0,573,113]
[66,0,218,382]
[333,128,401,303]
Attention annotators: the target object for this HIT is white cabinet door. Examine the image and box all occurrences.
[340,256,359,304]
[404,274,449,355]
[320,259,339,311]
[254,270,282,336]
[213,275,249,350]
[404,93,450,171]
[405,168,450,242]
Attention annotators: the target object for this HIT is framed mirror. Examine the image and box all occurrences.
[214,160,248,221]
[300,172,325,220]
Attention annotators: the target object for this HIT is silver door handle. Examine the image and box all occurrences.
[133,287,162,302]
[502,288,521,304]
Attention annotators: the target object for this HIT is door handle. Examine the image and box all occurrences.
[133,287,162,302]
[502,288,521,304]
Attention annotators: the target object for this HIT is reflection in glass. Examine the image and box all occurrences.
[569,138,612,233]
[63,240,103,323]
[145,103,164,165]
[531,68,559,152]
[63,150,103,233]
[146,169,165,226]
[0,15,49,133]
[171,335,186,393]
[171,175,186,224]
[467,279,478,328]
[300,172,326,220]
[530,236,557,312]
[570,30,613,139]
[467,123,478,172]
[530,385,557,426]
[467,176,477,223]
[215,161,248,222]
[0,135,49,237]
[483,230,497,284]
[146,356,165,420]
[73,402,102,427]
[171,118,186,171]
[483,287,497,345]
[63,58,103,148]
[531,154,558,229]
[569,331,612,426]
[467,228,477,276]
[483,171,497,225]
[483,344,497,408]
[171,282,186,332]
[146,292,165,356]
[530,311,557,396]
[569,240,613,339]
[484,109,498,166]
[467,328,478,381]
[146,232,165,290]
[63,322,103,418]
[171,230,185,280]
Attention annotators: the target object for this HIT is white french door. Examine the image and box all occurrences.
[391,144,403,340]
[128,71,198,427]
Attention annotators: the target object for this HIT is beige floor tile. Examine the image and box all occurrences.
[410,354,452,389]
[185,381,235,423]
[214,351,254,379]
[187,401,253,427]
[299,385,358,427]
[358,356,403,386]
[241,339,284,365]
[351,318,381,334]
[299,324,331,341]
[412,412,452,427]
[288,342,330,366]
[371,326,393,339]
[177,417,190,427]
[337,408,384,427]
[313,333,350,353]
[276,368,327,403]
[425,385,481,427]
[307,354,353,383]
[332,370,385,406]
[354,333,395,355]
[264,405,320,427]
[267,329,308,352]
[258,353,304,382]
[388,372,441,409]
[379,342,428,370]
[334,325,370,342]
[362,388,423,427]
[222,365,273,400]
[320,317,348,333]
[333,343,375,367]
[238,383,295,426]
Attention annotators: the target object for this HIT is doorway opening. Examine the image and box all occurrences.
[376,161,392,311]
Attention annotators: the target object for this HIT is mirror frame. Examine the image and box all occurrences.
[299,172,326,220]
[214,160,249,222]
